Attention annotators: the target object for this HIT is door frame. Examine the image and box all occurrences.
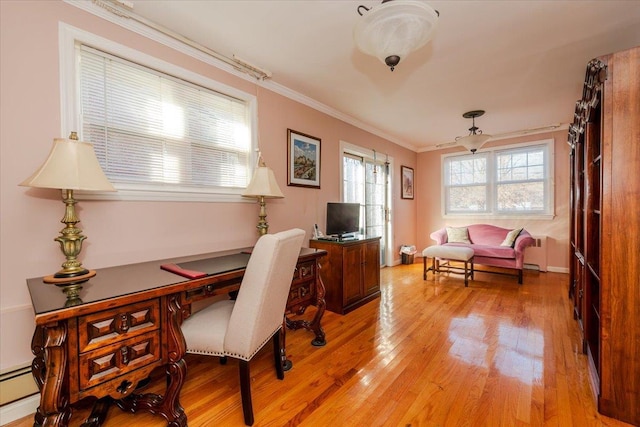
[339,140,394,268]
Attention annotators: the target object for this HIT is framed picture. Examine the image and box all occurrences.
[401,166,414,199]
[287,129,321,189]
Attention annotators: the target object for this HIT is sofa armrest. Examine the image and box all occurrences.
[513,230,536,268]
[430,228,447,245]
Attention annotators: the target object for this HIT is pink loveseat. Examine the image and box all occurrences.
[430,224,535,284]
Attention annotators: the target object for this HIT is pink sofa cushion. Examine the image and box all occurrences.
[466,224,514,246]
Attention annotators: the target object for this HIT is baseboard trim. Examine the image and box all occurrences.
[0,394,38,426]
[547,266,569,274]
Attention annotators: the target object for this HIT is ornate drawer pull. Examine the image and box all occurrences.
[118,313,130,333]
[120,346,129,364]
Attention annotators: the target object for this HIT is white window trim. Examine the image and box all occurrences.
[59,23,258,203]
[441,139,555,220]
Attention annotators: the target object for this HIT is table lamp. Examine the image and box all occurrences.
[242,156,284,235]
[20,132,116,298]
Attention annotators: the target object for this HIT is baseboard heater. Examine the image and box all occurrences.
[0,364,38,406]
[523,235,548,272]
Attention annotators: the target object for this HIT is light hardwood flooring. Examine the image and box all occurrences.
[7,262,634,426]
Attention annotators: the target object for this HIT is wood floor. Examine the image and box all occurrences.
[8,263,635,427]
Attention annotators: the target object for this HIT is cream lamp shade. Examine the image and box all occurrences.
[19,134,115,299]
[20,137,116,191]
[242,158,284,235]
[242,165,284,199]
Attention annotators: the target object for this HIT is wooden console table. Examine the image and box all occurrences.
[26,247,326,427]
[309,236,380,314]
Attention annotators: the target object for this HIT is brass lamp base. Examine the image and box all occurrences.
[43,269,96,285]
[44,270,96,306]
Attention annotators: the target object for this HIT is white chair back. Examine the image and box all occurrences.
[224,228,305,360]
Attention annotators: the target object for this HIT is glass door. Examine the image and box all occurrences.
[342,151,391,267]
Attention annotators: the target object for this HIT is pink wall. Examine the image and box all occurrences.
[0,1,417,369]
[416,130,571,271]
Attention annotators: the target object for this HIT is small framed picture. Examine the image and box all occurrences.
[401,166,414,199]
[287,129,321,189]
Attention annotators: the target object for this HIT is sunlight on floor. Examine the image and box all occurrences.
[448,314,544,385]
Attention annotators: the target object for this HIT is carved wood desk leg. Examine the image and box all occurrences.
[309,273,326,347]
[280,318,293,371]
[116,295,187,427]
[31,323,71,427]
[80,397,113,427]
[164,295,187,427]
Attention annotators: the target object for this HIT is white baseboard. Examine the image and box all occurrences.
[0,394,38,426]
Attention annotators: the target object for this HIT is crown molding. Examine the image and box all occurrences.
[64,0,417,151]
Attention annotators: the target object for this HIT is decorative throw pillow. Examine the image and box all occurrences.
[501,228,523,247]
[446,226,471,244]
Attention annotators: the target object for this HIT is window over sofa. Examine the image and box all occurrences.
[442,140,554,218]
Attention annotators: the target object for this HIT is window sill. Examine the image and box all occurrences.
[442,213,556,221]
[76,188,251,203]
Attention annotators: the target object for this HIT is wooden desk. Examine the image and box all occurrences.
[26,247,326,427]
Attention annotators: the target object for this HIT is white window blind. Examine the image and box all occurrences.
[78,45,251,196]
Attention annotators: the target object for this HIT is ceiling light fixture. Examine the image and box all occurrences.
[354,0,439,71]
[456,110,492,153]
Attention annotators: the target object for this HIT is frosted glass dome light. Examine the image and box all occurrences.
[354,0,439,71]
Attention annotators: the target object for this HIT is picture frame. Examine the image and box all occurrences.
[287,129,321,189]
[401,166,414,199]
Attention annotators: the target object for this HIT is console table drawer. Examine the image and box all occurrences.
[78,300,160,353]
[78,330,161,390]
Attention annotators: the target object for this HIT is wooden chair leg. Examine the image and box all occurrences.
[464,261,469,287]
[272,330,285,380]
[239,360,254,426]
[518,269,523,285]
[423,256,427,280]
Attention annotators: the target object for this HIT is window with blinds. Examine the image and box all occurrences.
[77,44,253,199]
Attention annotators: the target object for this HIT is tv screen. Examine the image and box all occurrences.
[326,203,360,237]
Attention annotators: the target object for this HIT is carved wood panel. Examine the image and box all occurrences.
[78,299,160,353]
[79,330,160,390]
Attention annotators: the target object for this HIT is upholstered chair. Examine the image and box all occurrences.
[181,228,305,426]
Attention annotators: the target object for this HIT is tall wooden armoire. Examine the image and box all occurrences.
[568,46,639,425]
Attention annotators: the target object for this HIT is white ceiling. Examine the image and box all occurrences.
[126,0,640,152]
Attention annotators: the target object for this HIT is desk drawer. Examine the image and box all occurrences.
[78,330,161,390]
[288,261,316,310]
[78,300,160,353]
[288,280,315,309]
[293,261,315,284]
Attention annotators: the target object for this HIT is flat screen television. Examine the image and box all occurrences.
[326,202,360,238]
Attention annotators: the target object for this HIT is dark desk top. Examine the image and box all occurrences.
[27,247,325,321]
